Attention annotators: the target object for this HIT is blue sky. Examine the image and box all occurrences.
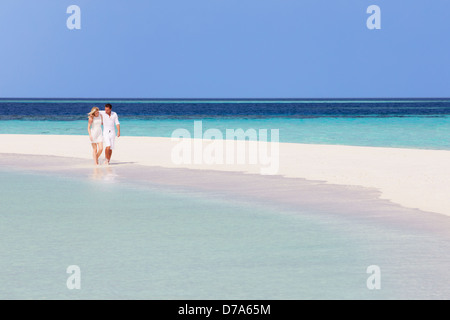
[0,0,449,98]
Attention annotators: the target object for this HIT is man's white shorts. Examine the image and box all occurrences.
[103,130,116,150]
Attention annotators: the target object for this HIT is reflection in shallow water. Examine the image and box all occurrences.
[1,168,450,299]
[91,166,119,182]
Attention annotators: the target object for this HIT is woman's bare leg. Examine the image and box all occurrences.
[91,143,98,165]
[96,142,103,163]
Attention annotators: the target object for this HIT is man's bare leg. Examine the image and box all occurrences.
[104,147,112,165]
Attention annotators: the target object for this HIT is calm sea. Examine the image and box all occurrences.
[1,98,450,118]
[0,99,449,149]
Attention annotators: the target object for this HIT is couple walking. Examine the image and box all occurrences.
[87,104,121,165]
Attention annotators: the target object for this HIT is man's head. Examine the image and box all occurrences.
[105,103,112,115]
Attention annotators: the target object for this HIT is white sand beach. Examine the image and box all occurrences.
[1,134,449,216]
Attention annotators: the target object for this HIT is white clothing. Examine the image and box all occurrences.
[90,115,103,144]
[103,130,116,150]
[100,111,120,133]
[100,111,120,150]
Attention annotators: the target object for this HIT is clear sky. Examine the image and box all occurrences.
[0,0,449,98]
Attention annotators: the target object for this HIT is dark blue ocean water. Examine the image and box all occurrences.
[0,98,449,119]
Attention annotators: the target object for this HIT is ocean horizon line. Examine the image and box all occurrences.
[1,97,450,104]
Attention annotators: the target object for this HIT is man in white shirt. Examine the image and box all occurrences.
[99,103,120,165]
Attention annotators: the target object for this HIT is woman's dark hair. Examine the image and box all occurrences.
[105,103,112,109]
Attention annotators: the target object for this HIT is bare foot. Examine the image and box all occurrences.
[104,160,109,165]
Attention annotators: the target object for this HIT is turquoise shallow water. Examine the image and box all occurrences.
[1,116,449,149]
[0,168,449,299]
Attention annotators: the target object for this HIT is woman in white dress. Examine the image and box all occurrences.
[87,107,104,165]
